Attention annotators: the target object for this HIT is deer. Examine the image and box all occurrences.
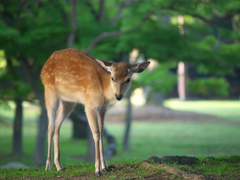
[40,48,150,176]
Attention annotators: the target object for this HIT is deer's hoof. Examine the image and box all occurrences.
[103,168,109,172]
[95,171,103,176]
[45,167,50,171]
[56,166,65,171]
[59,167,65,171]
[45,163,51,171]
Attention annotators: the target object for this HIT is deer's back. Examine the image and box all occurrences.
[41,49,107,103]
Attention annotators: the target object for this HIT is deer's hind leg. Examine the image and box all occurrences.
[54,100,76,171]
[45,87,59,171]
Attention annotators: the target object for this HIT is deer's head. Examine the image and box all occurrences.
[97,59,150,101]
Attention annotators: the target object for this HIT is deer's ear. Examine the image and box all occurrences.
[132,61,150,73]
[96,59,113,72]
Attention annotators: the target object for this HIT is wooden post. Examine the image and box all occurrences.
[178,61,187,101]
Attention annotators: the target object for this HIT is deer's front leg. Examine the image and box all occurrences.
[85,106,102,176]
[98,106,109,172]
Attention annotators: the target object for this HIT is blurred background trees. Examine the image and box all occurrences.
[0,0,240,167]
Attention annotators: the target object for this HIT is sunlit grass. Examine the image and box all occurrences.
[164,99,240,122]
[106,121,240,162]
[0,162,93,179]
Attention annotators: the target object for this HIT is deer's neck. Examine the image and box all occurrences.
[101,72,115,103]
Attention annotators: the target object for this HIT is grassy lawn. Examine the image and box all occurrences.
[0,154,239,179]
[107,121,239,161]
[0,100,239,168]
[164,99,240,122]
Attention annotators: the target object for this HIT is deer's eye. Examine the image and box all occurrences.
[112,77,115,81]
[125,78,131,83]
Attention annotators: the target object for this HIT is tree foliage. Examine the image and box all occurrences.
[188,77,229,98]
[133,62,177,94]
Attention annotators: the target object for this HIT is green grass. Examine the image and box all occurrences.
[1,156,239,179]
[0,163,94,179]
[0,100,240,178]
[0,159,174,180]
[171,156,240,179]
[1,121,239,166]
[164,99,240,122]
[106,121,240,161]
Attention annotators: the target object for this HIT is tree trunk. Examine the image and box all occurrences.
[104,128,117,161]
[123,90,132,151]
[72,120,88,139]
[85,126,116,162]
[12,98,23,155]
[120,52,133,152]
[98,0,105,22]
[66,0,77,48]
[69,104,88,139]
[33,93,48,167]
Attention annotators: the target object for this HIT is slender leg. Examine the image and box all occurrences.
[98,106,109,171]
[54,100,76,171]
[45,88,59,171]
[85,105,101,176]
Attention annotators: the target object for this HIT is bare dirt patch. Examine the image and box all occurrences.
[105,104,218,123]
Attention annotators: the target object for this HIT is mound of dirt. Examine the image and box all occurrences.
[140,156,208,180]
[105,104,217,122]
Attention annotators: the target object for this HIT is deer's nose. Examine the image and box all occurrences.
[115,94,123,101]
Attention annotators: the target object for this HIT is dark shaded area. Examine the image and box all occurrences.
[12,99,23,155]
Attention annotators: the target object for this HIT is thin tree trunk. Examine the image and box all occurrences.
[72,120,88,139]
[69,104,88,139]
[12,98,23,154]
[120,52,133,151]
[98,0,105,22]
[123,90,132,151]
[33,93,48,166]
[67,0,77,48]
[85,126,116,162]
[104,128,117,161]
